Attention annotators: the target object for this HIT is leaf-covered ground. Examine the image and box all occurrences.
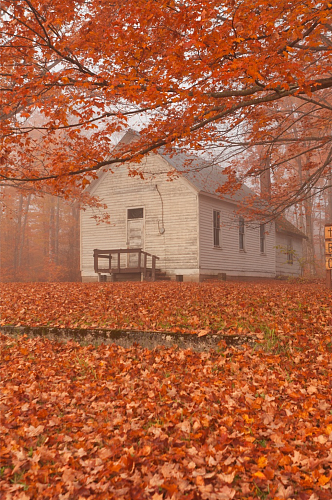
[0,281,331,335]
[1,281,332,499]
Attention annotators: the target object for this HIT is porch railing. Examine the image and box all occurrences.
[93,248,159,281]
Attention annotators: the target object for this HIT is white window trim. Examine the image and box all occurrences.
[287,238,293,265]
[239,216,245,251]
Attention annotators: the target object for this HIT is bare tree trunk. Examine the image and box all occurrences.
[43,198,49,259]
[295,157,305,234]
[260,156,271,201]
[68,203,80,281]
[18,193,32,268]
[327,168,332,223]
[304,199,316,275]
[14,194,23,279]
[55,197,60,265]
[292,122,317,276]
[49,197,55,264]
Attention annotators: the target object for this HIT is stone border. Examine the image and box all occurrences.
[0,326,257,352]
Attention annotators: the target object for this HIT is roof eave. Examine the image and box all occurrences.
[276,228,308,239]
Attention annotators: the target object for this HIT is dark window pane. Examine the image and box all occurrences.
[239,217,245,249]
[213,210,220,229]
[213,211,221,246]
[214,228,220,246]
[287,239,293,264]
[239,217,245,234]
[128,208,143,219]
[260,224,265,253]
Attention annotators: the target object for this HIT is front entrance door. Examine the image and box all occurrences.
[127,208,144,268]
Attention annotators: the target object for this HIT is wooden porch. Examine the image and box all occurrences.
[93,248,169,282]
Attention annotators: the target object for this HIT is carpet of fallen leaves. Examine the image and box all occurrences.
[1,281,332,500]
[0,281,331,335]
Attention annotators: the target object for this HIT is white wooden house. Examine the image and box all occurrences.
[80,130,306,282]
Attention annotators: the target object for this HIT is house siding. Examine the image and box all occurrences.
[81,153,199,281]
[276,232,303,276]
[198,194,276,278]
[81,144,304,281]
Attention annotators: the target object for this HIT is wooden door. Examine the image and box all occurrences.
[127,208,144,268]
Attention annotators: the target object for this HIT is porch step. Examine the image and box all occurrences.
[155,270,171,281]
[145,268,171,281]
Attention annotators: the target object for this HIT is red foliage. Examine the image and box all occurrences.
[0,0,331,210]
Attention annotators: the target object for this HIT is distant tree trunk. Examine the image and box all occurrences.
[67,203,80,281]
[43,198,49,259]
[260,156,271,201]
[13,194,23,279]
[327,168,332,223]
[292,121,317,276]
[304,199,316,275]
[55,197,60,264]
[49,197,55,264]
[18,193,32,268]
[318,207,324,262]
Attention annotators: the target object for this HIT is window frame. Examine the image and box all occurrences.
[239,216,245,251]
[287,238,293,265]
[127,207,144,220]
[213,210,221,247]
[260,223,266,254]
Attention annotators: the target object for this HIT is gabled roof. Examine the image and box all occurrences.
[86,128,140,194]
[275,216,307,239]
[159,149,256,205]
[87,129,307,238]
[89,128,255,204]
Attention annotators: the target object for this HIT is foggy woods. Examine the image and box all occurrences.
[0,190,80,281]
[0,1,331,281]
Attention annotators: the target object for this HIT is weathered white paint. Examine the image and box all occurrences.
[81,151,303,281]
[276,232,303,276]
[127,214,144,267]
[81,153,199,281]
[198,194,276,277]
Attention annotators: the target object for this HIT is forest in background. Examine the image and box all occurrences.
[1,0,331,281]
[1,146,330,282]
[0,188,80,282]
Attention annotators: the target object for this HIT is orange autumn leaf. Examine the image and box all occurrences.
[0,280,331,499]
[257,456,268,469]
[318,475,330,486]
[253,471,266,480]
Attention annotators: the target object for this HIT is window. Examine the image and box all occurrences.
[260,223,265,253]
[127,208,143,219]
[239,216,245,250]
[287,238,293,264]
[213,210,221,247]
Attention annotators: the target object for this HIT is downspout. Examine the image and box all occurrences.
[155,184,166,272]
[155,185,165,234]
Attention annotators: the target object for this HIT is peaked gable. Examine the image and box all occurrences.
[86,129,305,240]
[88,128,257,206]
[159,149,255,205]
[276,216,307,239]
